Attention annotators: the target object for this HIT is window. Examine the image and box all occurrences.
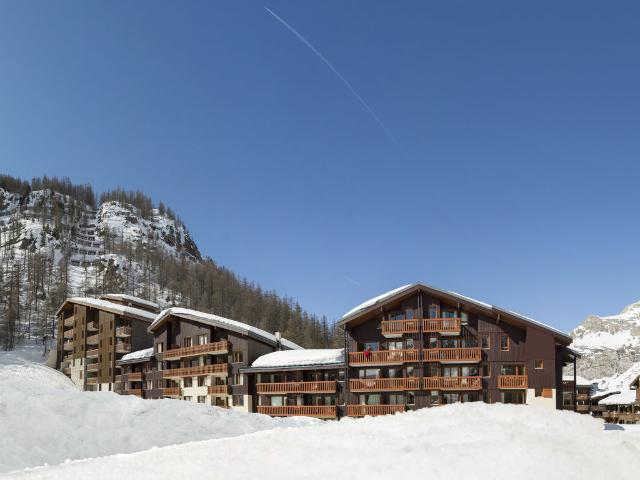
[183,337,192,348]
[429,337,438,349]
[500,364,525,375]
[500,335,509,351]
[232,351,244,363]
[481,364,491,377]
[430,390,439,406]
[461,312,469,325]
[233,373,243,385]
[406,392,415,405]
[534,359,544,370]
[233,395,244,406]
[146,381,153,390]
[428,304,439,319]
[481,335,490,350]
[442,393,460,404]
[198,334,208,345]
[198,376,206,387]
[156,343,164,353]
[501,391,525,404]
[197,396,206,404]
[388,311,405,321]
[442,311,456,319]
[358,369,380,379]
[184,396,193,402]
[184,377,193,388]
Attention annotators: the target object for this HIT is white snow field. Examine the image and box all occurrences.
[0,348,317,474]
[6,404,640,480]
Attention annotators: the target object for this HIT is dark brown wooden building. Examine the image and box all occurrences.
[147,308,300,411]
[56,296,157,391]
[241,349,345,419]
[338,283,576,416]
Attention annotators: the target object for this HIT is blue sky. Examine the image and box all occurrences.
[1,1,639,331]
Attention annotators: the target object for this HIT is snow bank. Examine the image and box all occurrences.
[7,403,640,480]
[0,354,317,474]
[251,349,344,368]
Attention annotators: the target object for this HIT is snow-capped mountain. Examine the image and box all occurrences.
[571,301,640,381]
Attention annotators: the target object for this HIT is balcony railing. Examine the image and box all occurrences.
[257,405,337,418]
[349,349,419,366]
[576,404,590,412]
[498,375,528,389]
[208,385,231,395]
[86,348,99,358]
[422,318,461,335]
[63,328,74,339]
[163,363,229,378]
[257,381,337,394]
[423,376,482,390]
[163,387,181,397]
[115,326,132,338]
[115,343,131,354]
[381,320,420,337]
[127,372,143,381]
[424,348,481,363]
[63,342,73,352]
[86,321,98,332]
[63,315,75,327]
[124,389,143,396]
[346,404,405,417]
[87,334,99,345]
[86,377,98,385]
[162,341,230,360]
[87,363,99,372]
[63,354,73,363]
[349,378,420,392]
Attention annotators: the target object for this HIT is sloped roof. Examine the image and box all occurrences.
[99,294,160,311]
[149,307,302,350]
[340,282,573,344]
[117,348,154,365]
[251,349,344,369]
[55,297,157,323]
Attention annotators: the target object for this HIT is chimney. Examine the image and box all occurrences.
[275,331,282,350]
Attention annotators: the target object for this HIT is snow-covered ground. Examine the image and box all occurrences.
[6,403,640,480]
[3,345,640,480]
[0,347,316,474]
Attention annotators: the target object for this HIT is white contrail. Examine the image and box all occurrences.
[264,6,400,147]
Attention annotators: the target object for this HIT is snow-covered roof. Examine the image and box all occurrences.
[99,294,160,311]
[251,349,345,369]
[56,297,157,322]
[562,375,595,386]
[119,348,154,364]
[598,389,637,406]
[150,307,302,350]
[340,282,573,343]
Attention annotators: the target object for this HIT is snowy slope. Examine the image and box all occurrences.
[571,300,640,380]
[7,404,640,480]
[0,351,317,474]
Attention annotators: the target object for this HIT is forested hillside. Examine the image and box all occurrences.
[0,174,338,351]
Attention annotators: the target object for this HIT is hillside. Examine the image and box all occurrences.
[571,300,640,380]
[0,174,336,351]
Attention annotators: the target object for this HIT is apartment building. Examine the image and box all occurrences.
[591,376,640,424]
[147,307,300,411]
[242,349,345,419]
[115,348,165,398]
[56,296,157,391]
[562,375,595,413]
[338,282,576,416]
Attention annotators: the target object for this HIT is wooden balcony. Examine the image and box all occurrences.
[576,404,590,412]
[86,321,98,332]
[423,318,461,335]
[63,342,73,352]
[163,387,181,397]
[63,354,73,363]
[349,378,420,392]
[349,349,419,366]
[86,348,99,358]
[115,342,131,354]
[257,405,337,418]
[424,348,481,363]
[115,326,132,338]
[423,376,482,390]
[127,372,143,381]
[347,404,405,417]
[381,320,420,337]
[87,334,99,346]
[86,377,98,385]
[124,389,143,396]
[163,363,229,378]
[162,341,230,360]
[498,375,528,389]
[208,385,231,395]
[63,315,75,327]
[257,381,336,394]
[63,328,74,339]
[86,363,99,372]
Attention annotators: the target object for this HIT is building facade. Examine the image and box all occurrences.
[56,296,157,391]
